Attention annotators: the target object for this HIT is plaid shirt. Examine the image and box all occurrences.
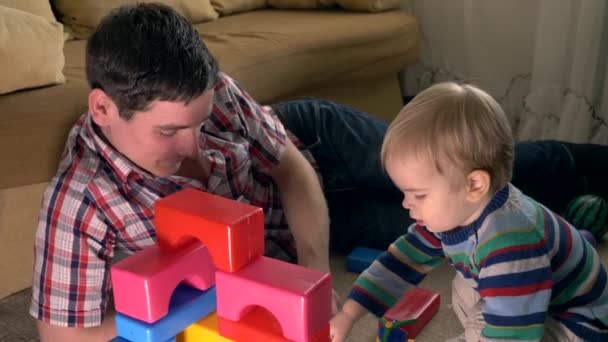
[30,73,317,327]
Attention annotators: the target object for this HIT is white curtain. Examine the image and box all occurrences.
[400,0,608,144]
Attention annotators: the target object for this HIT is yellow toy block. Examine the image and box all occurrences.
[176,312,233,342]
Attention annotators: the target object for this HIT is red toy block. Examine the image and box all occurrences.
[111,239,215,323]
[218,306,330,342]
[216,256,332,342]
[155,188,264,273]
[381,287,440,338]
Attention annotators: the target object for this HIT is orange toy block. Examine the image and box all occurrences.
[155,188,264,273]
[177,312,232,342]
[111,239,215,323]
[218,306,330,342]
[216,256,332,342]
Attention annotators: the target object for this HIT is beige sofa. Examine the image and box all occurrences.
[0,0,419,300]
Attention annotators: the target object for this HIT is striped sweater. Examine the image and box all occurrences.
[349,184,608,341]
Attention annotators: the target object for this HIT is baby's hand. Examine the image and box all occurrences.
[329,310,355,342]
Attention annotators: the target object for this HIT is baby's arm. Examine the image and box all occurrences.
[329,299,367,342]
[331,224,444,341]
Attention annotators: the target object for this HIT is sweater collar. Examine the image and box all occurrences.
[440,185,510,244]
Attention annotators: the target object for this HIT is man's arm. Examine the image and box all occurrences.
[37,312,116,342]
[270,139,330,273]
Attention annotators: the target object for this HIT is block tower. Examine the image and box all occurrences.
[109,188,332,342]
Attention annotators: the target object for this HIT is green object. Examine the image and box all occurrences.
[564,195,608,240]
[379,317,417,342]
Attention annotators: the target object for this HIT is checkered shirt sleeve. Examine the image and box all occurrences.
[30,147,115,327]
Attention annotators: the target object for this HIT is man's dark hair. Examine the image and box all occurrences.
[86,3,219,120]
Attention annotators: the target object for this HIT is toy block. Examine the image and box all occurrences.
[176,312,232,342]
[375,336,414,342]
[109,338,175,342]
[378,322,409,342]
[216,256,332,342]
[154,188,264,273]
[111,239,215,323]
[346,247,384,273]
[115,284,217,342]
[218,306,330,342]
[380,287,440,338]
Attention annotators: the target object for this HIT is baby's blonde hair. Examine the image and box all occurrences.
[381,82,513,193]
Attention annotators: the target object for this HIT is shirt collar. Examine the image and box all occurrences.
[82,113,151,183]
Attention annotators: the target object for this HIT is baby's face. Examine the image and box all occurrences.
[385,154,482,233]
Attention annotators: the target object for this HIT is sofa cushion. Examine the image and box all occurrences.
[0,6,65,95]
[196,9,418,102]
[0,38,88,189]
[336,0,398,12]
[0,0,55,21]
[51,0,219,39]
[0,9,417,190]
[268,0,334,9]
[211,0,268,15]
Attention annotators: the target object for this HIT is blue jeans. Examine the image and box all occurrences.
[272,99,607,253]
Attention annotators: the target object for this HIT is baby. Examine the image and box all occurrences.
[330,82,608,341]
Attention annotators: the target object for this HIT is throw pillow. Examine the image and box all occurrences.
[0,6,65,94]
[0,0,56,22]
[51,0,219,39]
[336,0,398,12]
[211,0,268,15]
[269,0,334,10]
[0,0,75,40]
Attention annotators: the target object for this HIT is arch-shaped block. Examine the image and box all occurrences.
[217,306,330,342]
[115,285,217,342]
[155,188,264,273]
[216,256,332,342]
[111,239,215,323]
[218,306,291,341]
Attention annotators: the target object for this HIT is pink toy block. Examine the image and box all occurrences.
[111,239,215,323]
[216,256,332,342]
[155,188,264,273]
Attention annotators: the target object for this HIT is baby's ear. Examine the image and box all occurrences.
[465,169,491,202]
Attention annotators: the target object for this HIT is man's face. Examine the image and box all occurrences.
[102,90,214,177]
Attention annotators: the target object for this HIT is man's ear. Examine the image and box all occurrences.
[466,169,491,202]
[89,88,119,127]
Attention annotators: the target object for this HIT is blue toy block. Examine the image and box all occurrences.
[378,323,409,342]
[346,247,383,273]
[109,337,174,342]
[115,284,217,342]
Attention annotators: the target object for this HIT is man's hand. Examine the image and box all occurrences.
[332,289,343,315]
[37,314,117,342]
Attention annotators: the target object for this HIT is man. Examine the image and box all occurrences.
[31,3,608,341]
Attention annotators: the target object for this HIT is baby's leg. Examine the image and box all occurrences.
[541,318,584,342]
[451,274,484,341]
[451,273,585,342]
